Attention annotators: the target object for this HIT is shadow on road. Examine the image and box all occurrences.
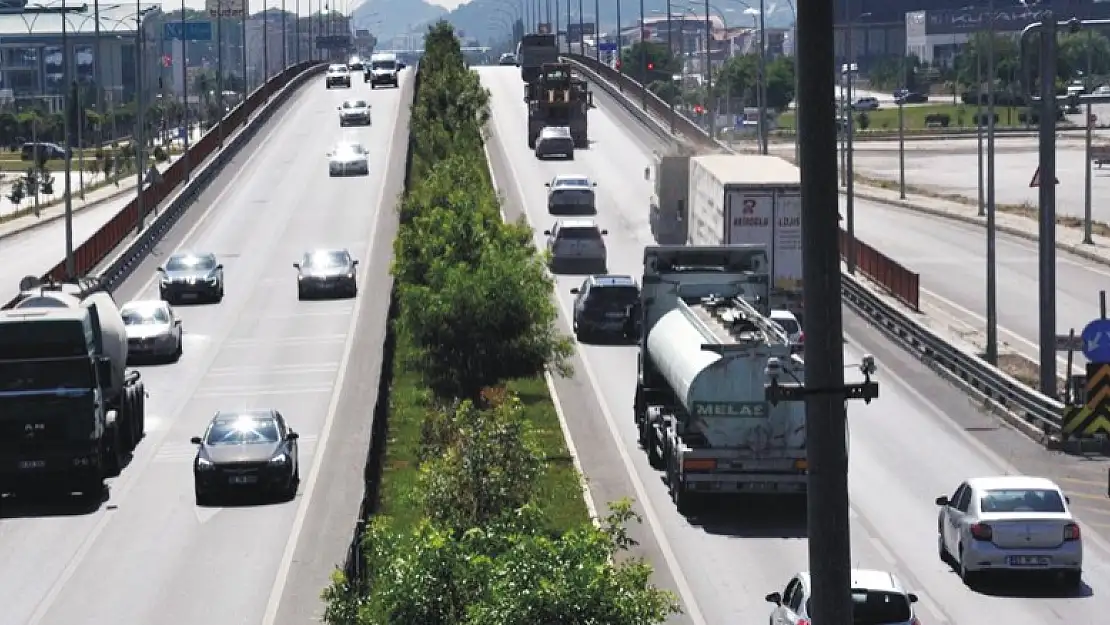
[674,488,808,538]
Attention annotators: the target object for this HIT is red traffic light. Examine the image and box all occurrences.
[647,62,654,70]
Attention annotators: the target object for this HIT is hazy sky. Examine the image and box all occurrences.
[159,0,469,13]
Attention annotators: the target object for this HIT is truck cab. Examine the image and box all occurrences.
[526,63,591,148]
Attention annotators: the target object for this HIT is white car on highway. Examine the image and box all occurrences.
[337,99,371,126]
[121,299,183,363]
[544,218,608,273]
[936,475,1083,588]
[766,568,920,625]
[327,142,370,176]
[545,174,596,214]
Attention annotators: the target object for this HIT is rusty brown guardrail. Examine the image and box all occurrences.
[838,229,920,311]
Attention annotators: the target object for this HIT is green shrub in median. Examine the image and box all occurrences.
[321,21,679,625]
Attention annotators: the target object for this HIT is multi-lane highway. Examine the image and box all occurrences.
[479,65,1110,625]
[0,72,409,625]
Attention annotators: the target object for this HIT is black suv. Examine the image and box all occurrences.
[570,275,641,343]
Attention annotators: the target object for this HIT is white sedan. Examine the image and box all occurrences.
[936,475,1083,589]
[327,142,370,176]
[121,299,183,363]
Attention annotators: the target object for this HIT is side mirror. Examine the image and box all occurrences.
[190,436,202,445]
[215,264,223,270]
[337,106,341,110]
[644,167,650,180]
[292,262,300,269]
[908,593,919,603]
[765,592,782,605]
[523,96,529,102]
[544,182,550,186]
[592,182,597,186]
[287,431,299,440]
[352,259,359,266]
[174,319,182,326]
[601,229,608,235]
[543,230,552,235]
[570,288,580,294]
[156,266,165,272]
[934,495,949,506]
[1065,495,1071,504]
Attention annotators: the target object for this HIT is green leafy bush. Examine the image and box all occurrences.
[322,20,678,625]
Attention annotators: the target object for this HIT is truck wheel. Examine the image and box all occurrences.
[666,458,692,515]
[133,382,146,444]
[642,422,662,469]
[103,426,122,478]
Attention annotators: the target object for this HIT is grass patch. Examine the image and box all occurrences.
[776,103,1038,132]
[376,328,589,535]
[0,176,130,223]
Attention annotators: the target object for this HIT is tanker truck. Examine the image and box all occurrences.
[635,245,807,514]
[0,277,146,496]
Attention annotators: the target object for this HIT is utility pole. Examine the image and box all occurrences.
[180,0,191,180]
[772,7,879,625]
[63,2,73,279]
[985,0,998,365]
[1037,16,1058,399]
[757,0,767,154]
[704,0,712,140]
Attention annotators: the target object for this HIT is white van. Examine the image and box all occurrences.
[367,53,400,88]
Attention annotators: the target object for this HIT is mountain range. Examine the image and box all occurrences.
[352,0,796,50]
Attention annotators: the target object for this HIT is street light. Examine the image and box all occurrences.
[843,11,870,275]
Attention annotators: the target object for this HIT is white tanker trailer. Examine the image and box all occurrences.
[0,277,145,496]
[635,245,807,514]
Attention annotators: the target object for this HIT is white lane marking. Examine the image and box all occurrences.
[191,386,334,399]
[24,74,323,625]
[222,334,348,347]
[485,71,708,625]
[260,77,406,625]
[258,310,354,319]
[482,137,600,526]
[204,363,341,378]
[920,285,1080,373]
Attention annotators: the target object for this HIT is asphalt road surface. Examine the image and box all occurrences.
[0,192,139,297]
[849,195,1108,370]
[480,65,1110,625]
[0,72,409,625]
[850,137,1110,223]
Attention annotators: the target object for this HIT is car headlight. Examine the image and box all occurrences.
[196,457,214,470]
[269,454,288,465]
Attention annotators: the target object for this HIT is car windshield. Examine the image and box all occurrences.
[558,226,602,240]
[122,307,170,325]
[165,255,216,271]
[980,488,1066,513]
[329,65,348,72]
[372,60,396,70]
[586,286,638,307]
[556,178,589,187]
[335,144,365,155]
[303,251,350,269]
[343,100,368,108]
[774,317,800,334]
[205,415,280,445]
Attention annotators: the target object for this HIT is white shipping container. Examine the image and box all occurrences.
[687,154,803,315]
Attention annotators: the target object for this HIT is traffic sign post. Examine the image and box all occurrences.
[1063,292,1110,439]
[1028,165,1060,188]
[163,21,213,41]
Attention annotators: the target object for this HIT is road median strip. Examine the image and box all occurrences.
[321,24,680,625]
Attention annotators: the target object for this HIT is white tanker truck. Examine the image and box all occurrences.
[0,277,146,496]
[635,245,807,514]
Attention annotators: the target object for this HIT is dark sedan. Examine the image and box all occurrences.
[191,409,300,505]
[294,249,359,299]
[158,252,224,303]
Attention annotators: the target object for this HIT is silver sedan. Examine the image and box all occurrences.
[328,143,370,176]
[337,99,371,126]
[936,475,1083,589]
[121,299,183,363]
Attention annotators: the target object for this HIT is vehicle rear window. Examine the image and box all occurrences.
[557,178,589,187]
[980,488,1066,513]
[849,590,912,624]
[587,286,638,305]
[372,60,396,70]
[558,227,602,240]
[122,307,169,325]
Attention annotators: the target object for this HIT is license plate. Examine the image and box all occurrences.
[18,460,45,469]
[229,475,257,484]
[181,292,197,299]
[1008,556,1050,566]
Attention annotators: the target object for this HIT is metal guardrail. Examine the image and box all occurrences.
[561,52,1066,432]
[840,230,920,311]
[3,61,325,307]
